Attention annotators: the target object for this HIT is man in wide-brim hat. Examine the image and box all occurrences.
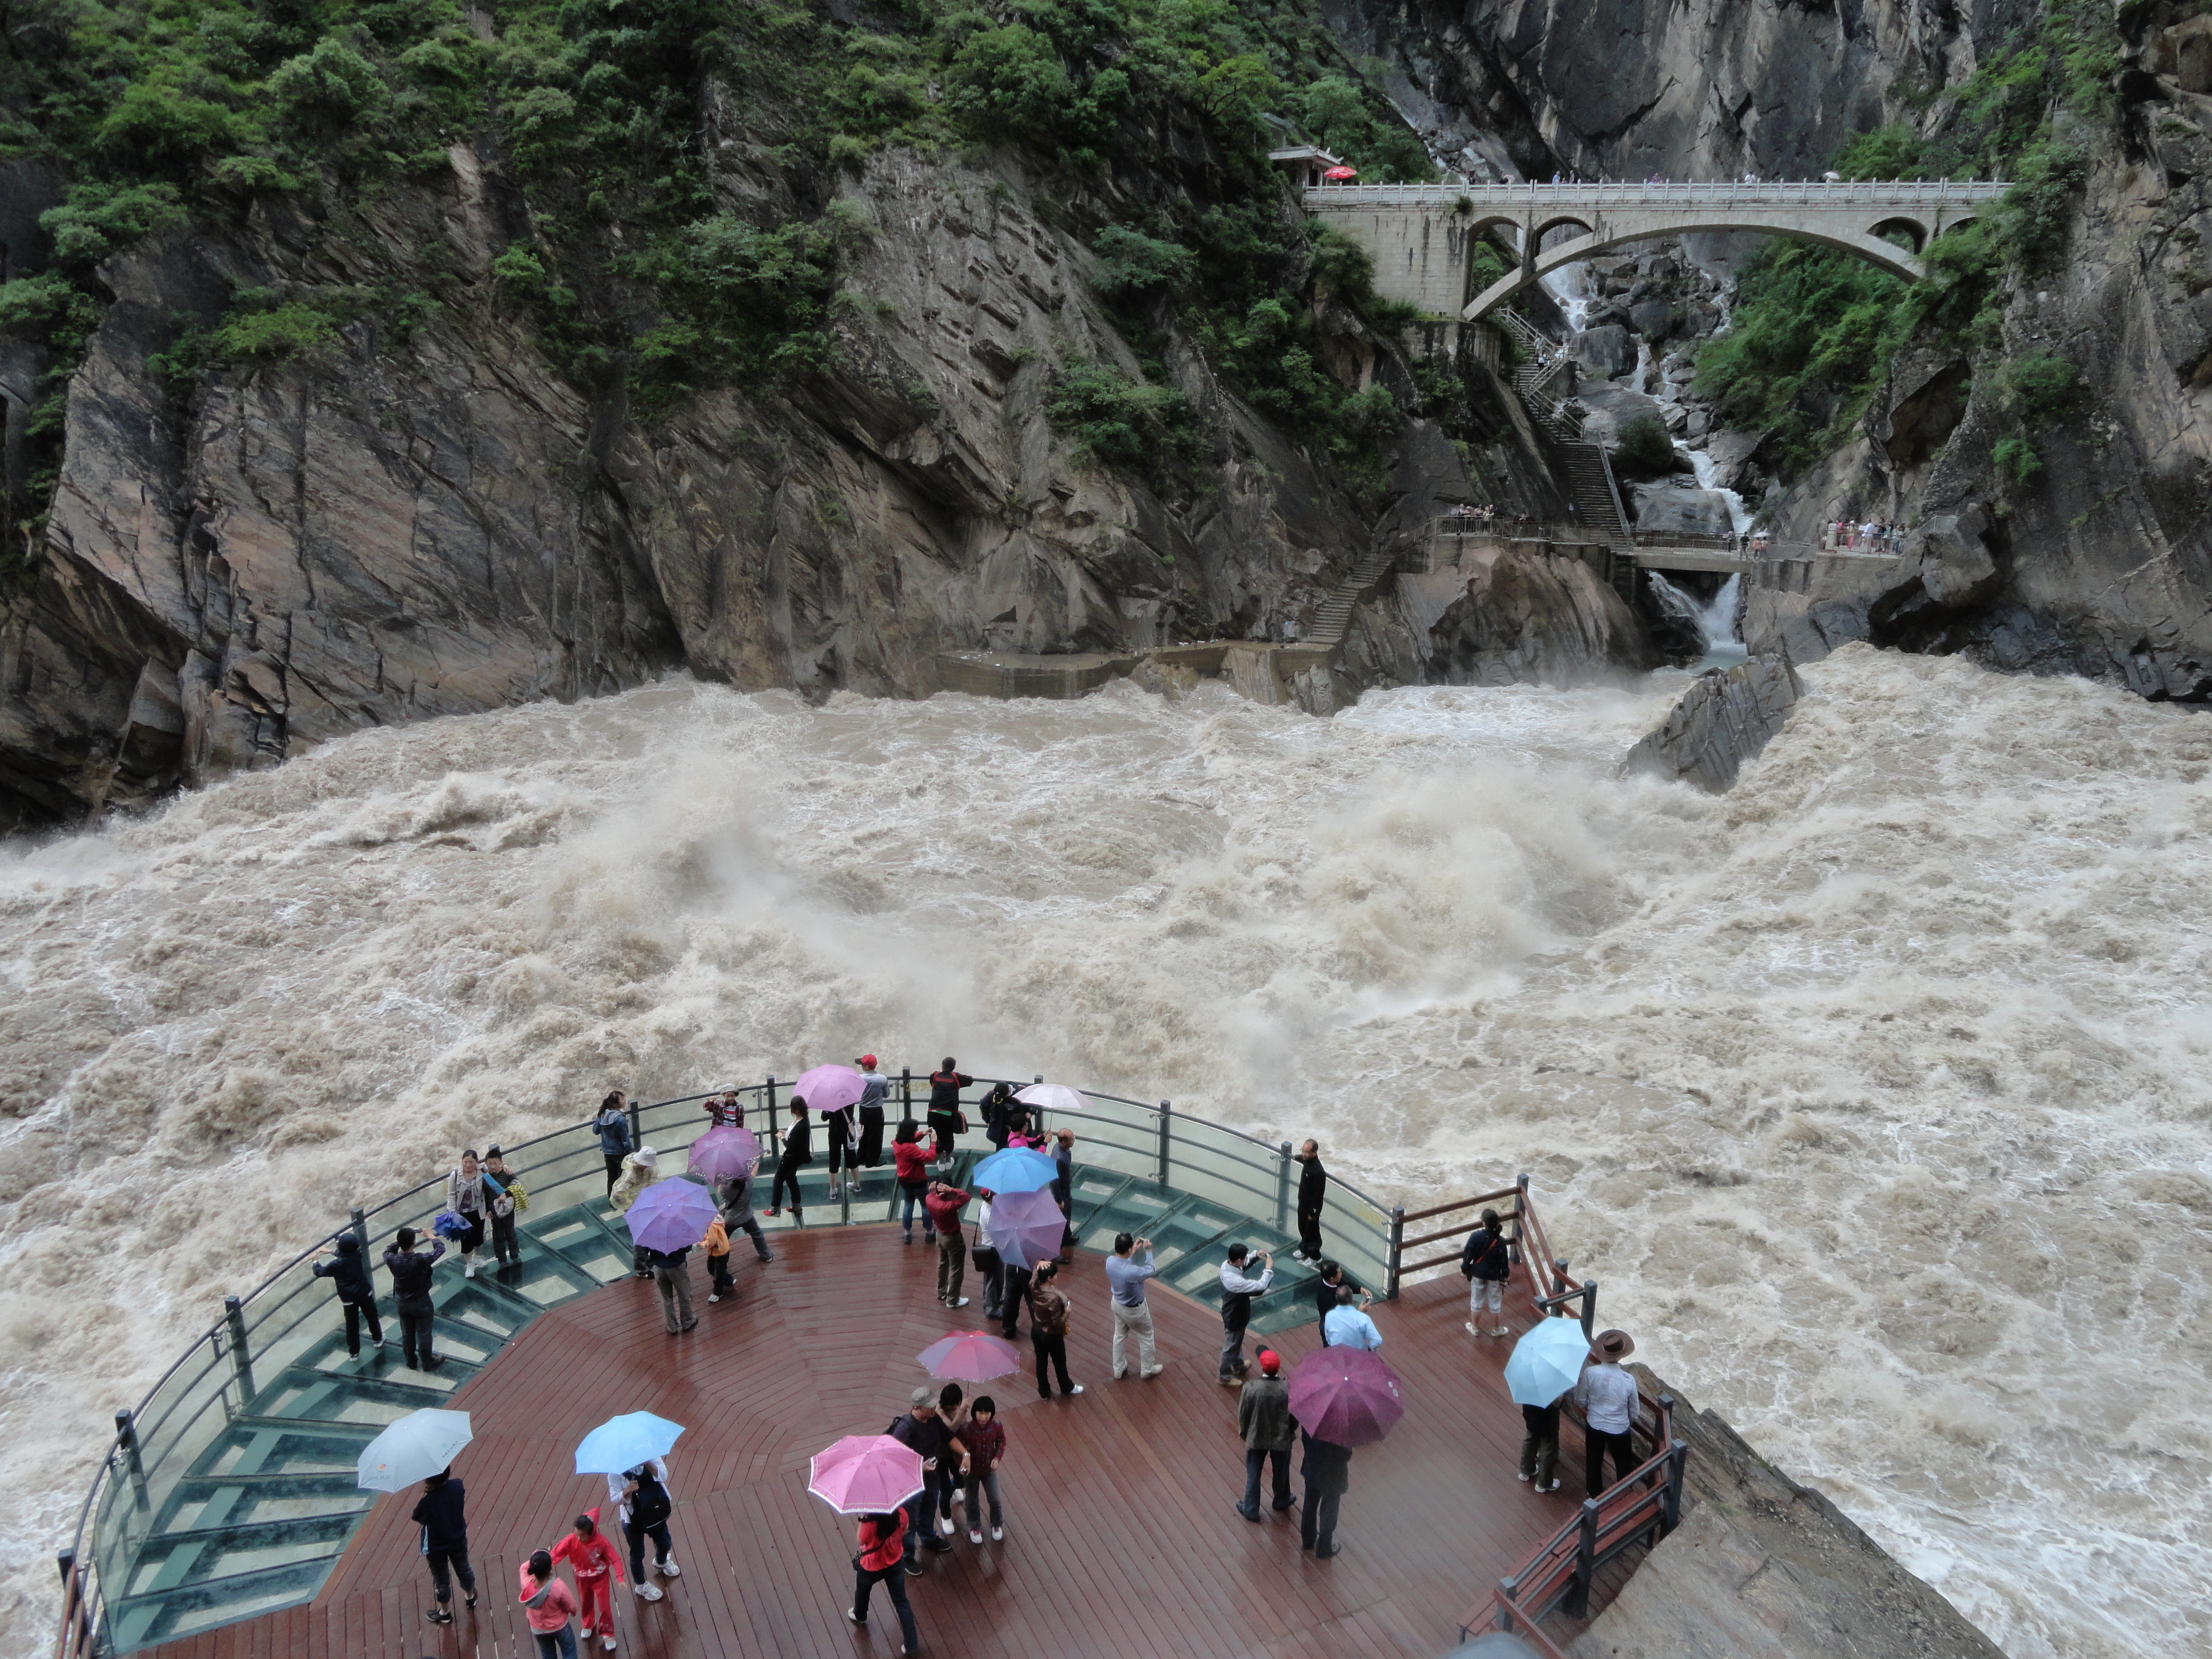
[1575,1329,1643,1497]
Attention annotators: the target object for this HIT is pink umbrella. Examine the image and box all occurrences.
[687,1125,760,1182]
[1322,166,1358,181]
[984,1188,1067,1270]
[916,1331,1022,1382]
[808,1435,927,1515]
[1286,1346,1404,1447]
[794,1064,866,1114]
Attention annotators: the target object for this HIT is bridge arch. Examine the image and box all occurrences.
[1462,214,1926,322]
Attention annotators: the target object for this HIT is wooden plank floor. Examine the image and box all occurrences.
[141,1230,1601,1659]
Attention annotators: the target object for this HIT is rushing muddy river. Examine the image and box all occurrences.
[1,643,2207,1658]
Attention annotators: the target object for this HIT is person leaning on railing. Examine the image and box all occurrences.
[594,1093,634,1196]
[1574,1328,1644,1498]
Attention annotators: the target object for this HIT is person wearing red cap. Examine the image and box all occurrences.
[854,1056,890,1195]
[1235,1350,1296,1521]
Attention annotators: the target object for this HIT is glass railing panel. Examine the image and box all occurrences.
[528,1208,633,1282]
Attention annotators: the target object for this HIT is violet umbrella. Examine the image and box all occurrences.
[1285,1346,1404,1447]
[984,1187,1067,1270]
[916,1331,1023,1382]
[794,1064,867,1114]
[623,1177,719,1254]
[809,1435,927,1516]
[687,1125,760,1182]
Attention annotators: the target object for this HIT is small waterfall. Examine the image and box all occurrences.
[1649,571,1745,666]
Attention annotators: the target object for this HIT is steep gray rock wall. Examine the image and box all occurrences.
[1623,652,1802,791]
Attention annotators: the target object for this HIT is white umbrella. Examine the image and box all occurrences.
[357,1409,474,1492]
[1014,1083,1087,1114]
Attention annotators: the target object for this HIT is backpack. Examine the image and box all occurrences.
[628,1469,672,1529]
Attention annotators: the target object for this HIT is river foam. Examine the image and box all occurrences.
[0,644,2206,1657]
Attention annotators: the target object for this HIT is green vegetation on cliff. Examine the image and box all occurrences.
[1694,0,2114,481]
[0,0,1434,558]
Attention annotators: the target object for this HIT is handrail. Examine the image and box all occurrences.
[55,1068,1401,1658]
[1304,178,2011,209]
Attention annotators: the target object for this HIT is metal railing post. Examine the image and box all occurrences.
[222,1296,253,1410]
[1386,1205,1405,1299]
[1581,1278,1598,1339]
[765,1075,777,1120]
[1275,1142,1292,1232]
[628,1094,643,1153]
[1661,1439,1690,1537]
[350,1206,369,1255]
[899,1068,911,1116]
[116,1409,147,1510]
[1156,1101,1171,1186]
[1563,1499,1600,1618]
[1496,1575,1521,1634]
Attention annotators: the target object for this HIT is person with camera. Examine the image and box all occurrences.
[924,1178,972,1309]
[1321,1282,1382,1351]
[926,1058,971,1167]
[381,1225,445,1370]
[1105,1232,1162,1379]
[1217,1243,1274,1384]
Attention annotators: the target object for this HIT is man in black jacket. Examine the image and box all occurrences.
[382,1227,445,1369]
[412,1466,475,1623]
[766,1099,810,1219]
[312,1234,381,1356]
[1312,1259,1360,1342]
[888,1388,951,1570]
[1299,1429,1352,1558]
[1293,1140,1327,1262]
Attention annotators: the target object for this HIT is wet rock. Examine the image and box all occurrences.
[1571,323,1636,379]
[1427,546,1660,685]
[1623,652,1802,793]
[1633,484,1735,538]
[1629,300,1678,340]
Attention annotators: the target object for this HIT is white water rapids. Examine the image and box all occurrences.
[1,646,2208,1658]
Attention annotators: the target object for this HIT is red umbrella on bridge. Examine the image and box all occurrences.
[1322,166,1358,182]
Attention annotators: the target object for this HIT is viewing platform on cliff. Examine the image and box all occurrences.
[57,1079,1686,1659]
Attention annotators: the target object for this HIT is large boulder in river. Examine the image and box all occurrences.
[1570,324,1636,380]
[1623,653,1803,792]
[1632,484,1734,538]
[1574,380,1666,447]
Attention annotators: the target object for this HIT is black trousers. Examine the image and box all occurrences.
[853,1563,919,1649]
[999,1265,1030,1339]
[1300,1488,1341,1553]
[1033,1332,1073,1397]
[426,1544,475,1604]
[1586,1428,1639,1497]
[399,1307,435,1366]
[1243,1446,1293,1513]
[489,1212,518,1264]
[604,1153,625,1195]
[1298,1210,1324,1258]
[770,1161,804,1211]
[341,1297,382,1355]
[624,1517,672,1581]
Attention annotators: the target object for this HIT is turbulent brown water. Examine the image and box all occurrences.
[1,644,2207,1658]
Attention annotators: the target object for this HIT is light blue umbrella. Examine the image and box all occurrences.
[574,1411,686,1475]
[625,1178,719,1254]
[971,1147,1057,1195]
[1504,1316,1590,1407]
[357,1409,472,1492]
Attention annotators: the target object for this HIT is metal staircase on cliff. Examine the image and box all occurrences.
[1489,311,1640,605]
[1493,310,1583,441]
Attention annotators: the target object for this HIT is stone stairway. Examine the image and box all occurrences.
[1493,311,1581,440]
[1307,546,1403,646]
[1559,442,1639,601]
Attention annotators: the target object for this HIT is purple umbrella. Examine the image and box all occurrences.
[984,1188,1067,1270]
[624,1178,719,1255]
[794,1064,866,1114]
[1285,1346,1404,1447]
[688,1126,761,1182]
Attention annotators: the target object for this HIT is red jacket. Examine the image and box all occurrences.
[857,1515,903,1572]
[894,1142,930,1185]
[923,1186,970,1236]
[552,1519,623,1584]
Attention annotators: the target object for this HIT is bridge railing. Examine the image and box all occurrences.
[55,1071,1401,1657]
[1304,178,2009,209]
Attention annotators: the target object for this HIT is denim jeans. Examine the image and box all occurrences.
[533,1626,578,1659]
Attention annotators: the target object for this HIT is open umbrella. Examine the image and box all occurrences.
[357,1409,472,1492]
[916,1331,1023,1382]
[1322,165,1358,181]
[971,1147,1057,1195]
[1286,1346,1404,1447]
[687,1125,761,1182]
[624,1178,719,1255]
[574,1411,686,1475]
[1014,1082,1087,1115]
[1504,1316,1590,1407]
[794,1064,867,1114]
[985,1187,1067,1270]
[809,1434,927,1516]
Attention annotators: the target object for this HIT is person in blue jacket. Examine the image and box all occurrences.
[594,1091,634,1195]
[310,1235,382,1356]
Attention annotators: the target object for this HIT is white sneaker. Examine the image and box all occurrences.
[968,1529,983,1544]
[658,1560,680,1578]
[1493,1326,1510,1337]
[938,1517,955,1536]
[1517,1471,1530,1482]
[634,1583,662,1602]
[372,1333,386,1348]
[951,1490,964,1506]
[464,1262,476,1279]
[602,1637,617,1651]
[990,1526,1002,1542]
[1464,1321,1479,1336]
[1067,1384,1084,1396]
[707,1293,720,1303]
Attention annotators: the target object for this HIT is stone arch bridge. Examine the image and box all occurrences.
[1301,179,2009,322]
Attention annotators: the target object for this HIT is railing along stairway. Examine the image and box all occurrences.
[1399,1177,1692,1658]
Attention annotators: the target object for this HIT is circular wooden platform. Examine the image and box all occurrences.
[144,1227,1580,1659]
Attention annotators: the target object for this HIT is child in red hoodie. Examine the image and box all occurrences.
[551,1510,624,1651]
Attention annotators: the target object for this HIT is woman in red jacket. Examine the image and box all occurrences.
[850,1511,919,1655]
[551,1511,623,1652]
